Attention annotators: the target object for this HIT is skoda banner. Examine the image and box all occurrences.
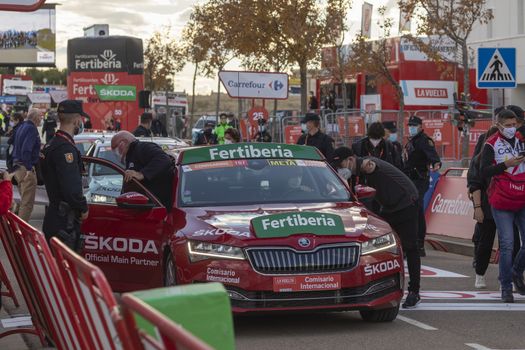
[95,85,137,101]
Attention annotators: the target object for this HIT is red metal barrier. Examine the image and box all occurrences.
[425,168,475,240]
[0,213,86,348]
[50,237,135,350]
[0,255,19,307]
[120,294,213,350]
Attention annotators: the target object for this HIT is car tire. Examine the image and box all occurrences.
[359,305,399,322]
[163,252,177,287]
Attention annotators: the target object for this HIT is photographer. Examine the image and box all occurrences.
[254,118,272,143]
[481,109,525,302]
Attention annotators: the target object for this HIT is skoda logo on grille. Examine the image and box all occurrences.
[298,238,311,248]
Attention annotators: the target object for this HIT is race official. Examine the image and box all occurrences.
[41,100,89,250]
[296,113,335,161]
[111,131,175,209]
[133,112,153,137]
[403,116,441,256]
[349,153,421,308]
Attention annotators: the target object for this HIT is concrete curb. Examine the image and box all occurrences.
[425,234,475,258]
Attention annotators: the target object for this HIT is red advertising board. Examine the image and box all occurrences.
[425,169,475,240]
[68,72,143,131]
[337,117,365,137]
[284,125,303,144]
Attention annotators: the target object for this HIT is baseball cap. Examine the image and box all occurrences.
[382,121,397,132]
[333,146,354,161]
[57,100,89,117]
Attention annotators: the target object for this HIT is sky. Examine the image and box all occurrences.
[50,0,402,94]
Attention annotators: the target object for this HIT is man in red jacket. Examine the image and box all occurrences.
[0,171,14,214]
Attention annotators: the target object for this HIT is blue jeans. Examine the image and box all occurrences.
[491,207,525,291]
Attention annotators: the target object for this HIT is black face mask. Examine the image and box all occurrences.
[74,121,84,135]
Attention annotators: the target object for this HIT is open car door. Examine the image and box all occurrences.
[80,156,169,292]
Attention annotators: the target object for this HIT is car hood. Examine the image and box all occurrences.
[181,202,391,243]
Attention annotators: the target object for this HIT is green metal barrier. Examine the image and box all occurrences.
[132,283,235,350]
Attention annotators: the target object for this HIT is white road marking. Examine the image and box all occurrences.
[396,315,438,330]
[404,265,468,278]
[402,303,525,311]
[465,343,525,350]
[417,291,525,301]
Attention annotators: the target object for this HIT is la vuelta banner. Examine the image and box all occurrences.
[425,169,475,240]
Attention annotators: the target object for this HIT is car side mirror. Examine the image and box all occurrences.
[355,185,376,200]
[116,192,155,210]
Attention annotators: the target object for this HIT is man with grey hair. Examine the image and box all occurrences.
[12,108,42,221]
[41,100,88,250]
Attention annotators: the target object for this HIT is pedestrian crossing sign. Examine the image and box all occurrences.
[477,48,516,88]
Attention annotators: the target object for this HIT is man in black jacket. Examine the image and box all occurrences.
[111,131,174,209]
[349,153,421,308]
[296,113,334,161]
[352,122,402,169]
[133,112,153,137]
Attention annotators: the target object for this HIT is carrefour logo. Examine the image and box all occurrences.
[271,80,284,91]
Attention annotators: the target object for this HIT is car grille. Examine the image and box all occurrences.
[246,244,360,275]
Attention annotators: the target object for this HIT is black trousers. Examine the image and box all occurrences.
[382,204,421,293]
[412,177,429,246]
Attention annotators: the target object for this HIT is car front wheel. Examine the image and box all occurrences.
[163,253,177,287]
[359,305,399,322]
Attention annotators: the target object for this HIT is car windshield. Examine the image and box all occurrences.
[179,159,351,207]
[76,141,94,156]
[91,146,124,176]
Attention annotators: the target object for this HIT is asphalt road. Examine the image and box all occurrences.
[2,205,525,350]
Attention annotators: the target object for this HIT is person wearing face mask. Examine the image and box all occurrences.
[224,128,240,144]
[41,100,89,250]
[383,121,404,169]
[296,113,334,161]
[12,108,43,222]
[111,131,175,209]
[5,112,25,172]
[215,113,230,144]
[254,118,272,143]
[194,121,218,146]
[348,153,421,308]
[352,122,401,169]
[330,146,353,182]
[481,109,525,303]
[403,115,441,257]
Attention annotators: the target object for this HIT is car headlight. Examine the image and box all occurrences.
[361,233,398,255]
[187,241,245,261]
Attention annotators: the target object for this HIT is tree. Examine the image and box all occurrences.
[24,68,67,85]
[143,27,184,91]
[181,5,210,118]
[350,7,406,139]
[399,0,493,164]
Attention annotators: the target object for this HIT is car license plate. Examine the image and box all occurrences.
[273,274,341,292]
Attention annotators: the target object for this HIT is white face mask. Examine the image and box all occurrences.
[113,147,124,163]
[338,168,352,180]
[9,121,15,127]
[369,138,381,147]
[301,123,307,132]
[501,126,516,139]
[224,139,233,144]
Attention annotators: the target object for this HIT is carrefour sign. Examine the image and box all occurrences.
[95,85,136,101]
[219,70,288,99]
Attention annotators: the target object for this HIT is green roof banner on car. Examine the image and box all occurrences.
[95,85,136,101]
[181,143,323,164]
[251,211,345,238]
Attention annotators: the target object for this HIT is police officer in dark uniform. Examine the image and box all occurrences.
[41,100,89,250]
[403,116,441,256]
[254,118,272,143]
[132,112,153,137]
[296,113,334,161]
[111,131,174,209]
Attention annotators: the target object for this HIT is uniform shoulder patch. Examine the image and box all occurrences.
[64,153,74,163]
[428,139,435,147]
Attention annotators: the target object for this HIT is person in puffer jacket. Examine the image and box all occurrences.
[480,109,525,303]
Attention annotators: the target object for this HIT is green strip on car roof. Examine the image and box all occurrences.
[181,143,323,164]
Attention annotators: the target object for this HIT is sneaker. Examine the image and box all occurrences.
[512,273,525,295]
[402,292,421,309]
[501,290,514,303]
[475,275,487,289]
